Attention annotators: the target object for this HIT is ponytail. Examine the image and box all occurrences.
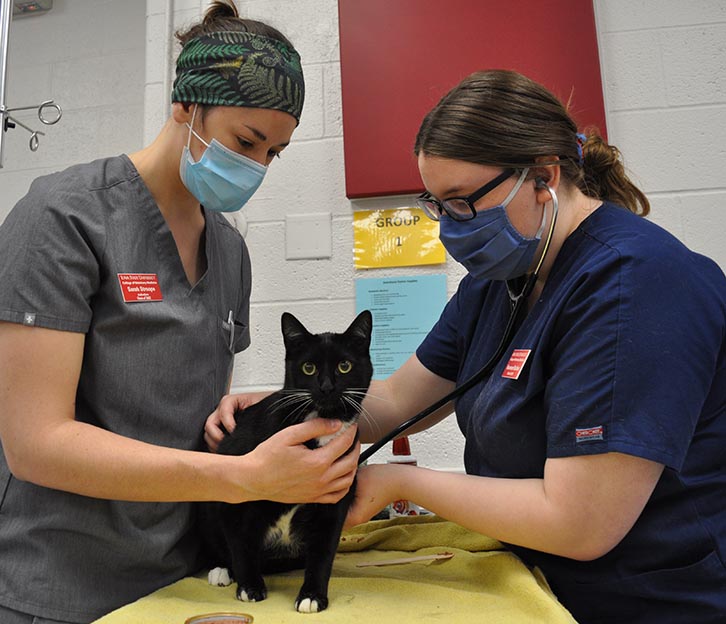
[579,129,650,216]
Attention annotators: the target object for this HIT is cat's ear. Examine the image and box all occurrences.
[281,312,311,347]
[345,310,373,347]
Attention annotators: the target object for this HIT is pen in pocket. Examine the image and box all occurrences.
[227,310,234,350]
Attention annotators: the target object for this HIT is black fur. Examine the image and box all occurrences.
[200,310,373,612]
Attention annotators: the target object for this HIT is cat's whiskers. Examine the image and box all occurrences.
[266,392,316,427]
[340,393,383,439]
[346,389,394,405]
[289,401,314,425]
[273,389,308,401]
[269,391,310,412]
[340,391,362,407]
[282,396,315,426]
[340,392,362,413]
[271,396,305,413]
[341,394,383,440]
[338,395,358,422]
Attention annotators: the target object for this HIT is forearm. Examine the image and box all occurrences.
[390,465,600,561]
[0,326,437,509]
[8,418,246,504]
[359,356,455,443]
[8,414,361,507]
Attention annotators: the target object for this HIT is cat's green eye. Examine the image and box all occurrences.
[301,362,317,376]
[337,360,353,374]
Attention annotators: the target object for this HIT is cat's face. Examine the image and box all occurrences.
[280,311,373,421]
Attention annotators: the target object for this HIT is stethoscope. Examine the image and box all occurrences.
[358,178,559,465]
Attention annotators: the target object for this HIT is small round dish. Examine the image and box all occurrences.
[184,613,254,624]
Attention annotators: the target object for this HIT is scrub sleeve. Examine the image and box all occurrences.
[0,155,251,623]
[417,203,726,622]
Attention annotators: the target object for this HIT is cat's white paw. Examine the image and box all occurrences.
[296,597,321,613]
[208,567,232,586]
[237,587,266,602]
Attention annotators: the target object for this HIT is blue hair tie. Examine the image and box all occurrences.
[576,132,587,165]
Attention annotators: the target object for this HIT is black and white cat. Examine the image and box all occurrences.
[201,310,373,613]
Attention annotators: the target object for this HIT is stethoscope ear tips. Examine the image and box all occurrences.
[535,177,549,189]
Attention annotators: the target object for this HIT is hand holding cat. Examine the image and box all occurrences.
[205,391,271,452]
[235,418,360,505]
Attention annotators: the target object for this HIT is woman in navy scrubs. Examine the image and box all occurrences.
[343,70,726,622]
[0,2,357,623]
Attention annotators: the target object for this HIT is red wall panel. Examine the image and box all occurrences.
[338,0,606,198]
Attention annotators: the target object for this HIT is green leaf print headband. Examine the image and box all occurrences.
[172,31,305,123]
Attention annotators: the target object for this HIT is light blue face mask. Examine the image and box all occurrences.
[438,168,547,281]
[179,106,267,213]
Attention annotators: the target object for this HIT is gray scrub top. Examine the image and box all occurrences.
[0,155,251,622]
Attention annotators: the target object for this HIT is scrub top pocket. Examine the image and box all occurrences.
[221,313,248,354]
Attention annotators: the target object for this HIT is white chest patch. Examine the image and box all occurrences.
[264,504,301,548]
[306,411,354,447]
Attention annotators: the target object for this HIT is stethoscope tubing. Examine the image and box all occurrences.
[358,282,529,464]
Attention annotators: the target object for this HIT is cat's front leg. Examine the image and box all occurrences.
[222,505,268,602]
[230,545,267,603]
[295,593,328,614]
[294,523,336,612]
[295,492,354,613]
[236,581,267,603]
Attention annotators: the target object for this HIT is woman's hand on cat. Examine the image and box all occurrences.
[239,418,360,504]
[205,392,272,452]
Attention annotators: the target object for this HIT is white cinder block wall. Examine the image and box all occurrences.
[0,0,146,210]
[594,0,726,266]
[1,1,725,472]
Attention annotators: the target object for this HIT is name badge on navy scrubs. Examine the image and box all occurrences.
[502,349,531,380]
[117,273,163,302]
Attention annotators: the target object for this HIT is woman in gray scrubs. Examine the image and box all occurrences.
[0,2,358,623]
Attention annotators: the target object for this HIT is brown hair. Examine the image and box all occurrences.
[414,70,650,216]
[175,0,294,49]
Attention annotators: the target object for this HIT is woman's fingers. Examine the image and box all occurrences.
[240,419,360,504]
[280,417,345,446]
[205,392,272,452]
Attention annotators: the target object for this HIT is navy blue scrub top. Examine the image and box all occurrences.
[417,203,726,622]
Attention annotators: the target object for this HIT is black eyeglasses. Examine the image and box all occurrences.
[416,168,517,221]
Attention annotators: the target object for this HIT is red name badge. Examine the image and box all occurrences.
[502,349,531,380]
[117,273,163,303]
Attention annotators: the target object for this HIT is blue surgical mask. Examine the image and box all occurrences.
[179,106,267,212]
[438,168,546,280]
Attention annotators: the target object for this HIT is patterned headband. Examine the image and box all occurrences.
[172,31,305,123]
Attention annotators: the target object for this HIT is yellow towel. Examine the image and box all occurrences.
[93,515,576,624]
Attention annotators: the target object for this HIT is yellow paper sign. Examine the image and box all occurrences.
[353,207,445,269]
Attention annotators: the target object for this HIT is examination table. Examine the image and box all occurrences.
[93,515,577,623]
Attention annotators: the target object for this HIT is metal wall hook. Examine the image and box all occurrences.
[2,112,44,151]
[1,1,62,167]
[1,99,61,152]
[6,99,62,124]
